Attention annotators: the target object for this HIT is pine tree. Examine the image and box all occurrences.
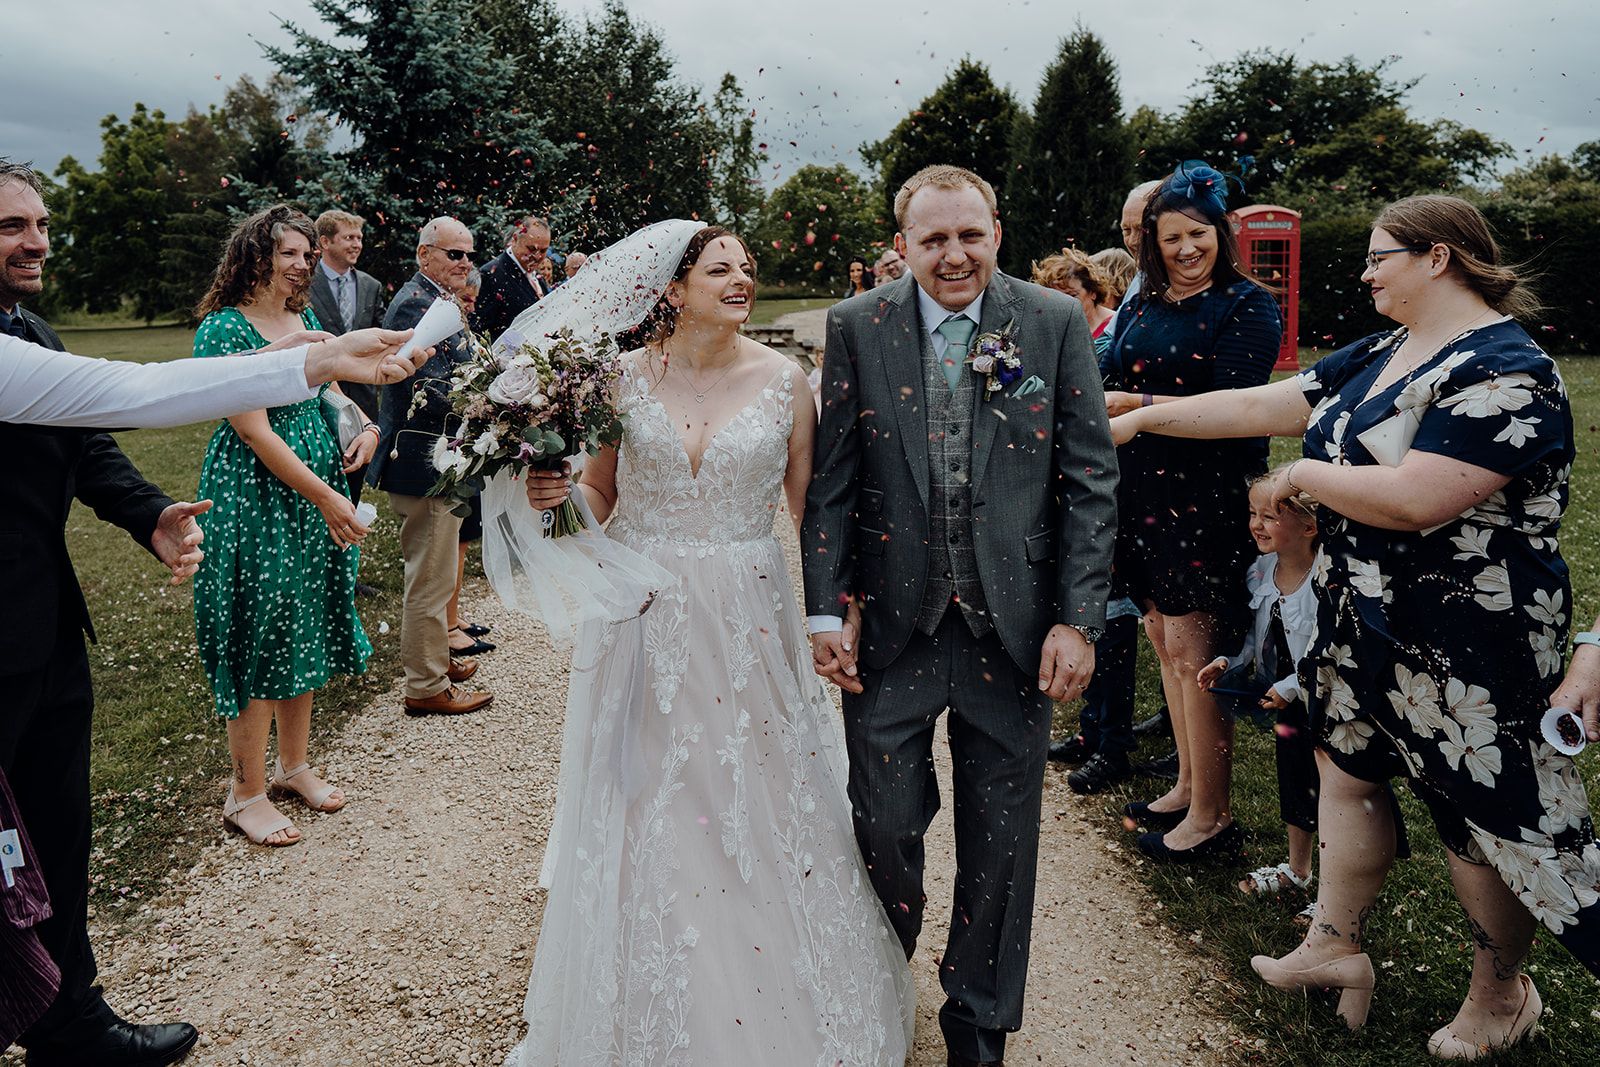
[266,0,560,283]
[708,74,766,234]
[1002,26,1134,274]
[863,60,1020,223]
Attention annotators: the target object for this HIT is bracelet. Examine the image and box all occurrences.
[361,423,381,439]
[1141,392,1153,408]
[1575,631,1600,651]
[1285,459,1306,495]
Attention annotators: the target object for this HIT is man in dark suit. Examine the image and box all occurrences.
[0,161,202,1064]
[469,214,551,343]
[368,216,493,718]
[308,209,386,506]
[802,165,1118,1067]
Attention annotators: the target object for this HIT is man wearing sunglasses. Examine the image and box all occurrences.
[368,217,494,717]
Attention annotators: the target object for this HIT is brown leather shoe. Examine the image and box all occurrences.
[404,685,493,717]
[447,657,479,683]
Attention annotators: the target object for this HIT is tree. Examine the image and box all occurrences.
[266,0,561,283]
[752,165,883,291]
[863,60,1020,222]
[707,74,766,233]
[1133,52,1509,203]
[1002,26,1134,273]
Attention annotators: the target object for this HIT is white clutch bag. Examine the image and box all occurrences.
[1355,408,1422,467]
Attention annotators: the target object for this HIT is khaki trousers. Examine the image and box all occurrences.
[388,492,464,700]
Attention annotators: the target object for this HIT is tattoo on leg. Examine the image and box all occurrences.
[1467,916,1521,982]
[1315,922,1342,941]
[1354,905,1375,944]
[232,756,245,783]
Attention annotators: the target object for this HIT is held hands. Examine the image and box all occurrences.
[525,466,574,511]
[1549,644,1600,743]
[1037,624,1094,702]
[1196,655,1229,690]
[810,599,864,695]
[317,491,370,550]
[151,500,212,585]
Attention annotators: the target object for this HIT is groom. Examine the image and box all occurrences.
[802,164,1118,1067]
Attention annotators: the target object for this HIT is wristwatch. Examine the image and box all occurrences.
[1575,631,1600,651]
[1067,624,1104,645]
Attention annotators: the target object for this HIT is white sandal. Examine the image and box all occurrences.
[223,788,300,847]
[1240,862,1314,898]
[270,758,347,813]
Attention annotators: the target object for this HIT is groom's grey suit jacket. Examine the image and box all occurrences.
[801,271,1119,674]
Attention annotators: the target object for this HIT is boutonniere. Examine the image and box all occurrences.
[966,319,1024,399]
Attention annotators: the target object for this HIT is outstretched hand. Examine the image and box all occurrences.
[1037,624,1093,702]
[811,599,864,694]
[303,328,433,387]
[1196,655,1229,690]
[150,500,212,584]
[1550,645,1600,743]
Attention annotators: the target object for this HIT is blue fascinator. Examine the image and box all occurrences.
[1165,159,1245,219]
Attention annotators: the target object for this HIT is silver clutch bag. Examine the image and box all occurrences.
[320,389,366,452]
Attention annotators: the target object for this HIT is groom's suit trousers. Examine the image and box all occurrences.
[842,610,1051,1063]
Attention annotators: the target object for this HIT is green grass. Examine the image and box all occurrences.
[747,295,832,327]
[58,324,411,917]
[1060,352,1600,1065]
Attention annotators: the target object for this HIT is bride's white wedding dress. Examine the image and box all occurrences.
[506,358,915,1066]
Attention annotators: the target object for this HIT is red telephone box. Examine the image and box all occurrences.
[1230,205,1301,370]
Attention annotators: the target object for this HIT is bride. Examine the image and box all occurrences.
[506,222,915,1065]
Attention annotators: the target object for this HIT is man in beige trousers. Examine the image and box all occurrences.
[367,218,493,716]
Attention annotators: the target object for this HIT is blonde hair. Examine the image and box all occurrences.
[893,165,998,230]
[1251,465,1318,526]
[314,209,365,240]
[1090,247,1136,304]
[1031,249,1111,303]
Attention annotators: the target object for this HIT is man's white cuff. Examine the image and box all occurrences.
[807,615,844,634]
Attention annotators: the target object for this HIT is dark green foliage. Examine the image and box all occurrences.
[752,165,885,292]
[266,0,560,283]
[708,74,767,234]
[1001,26,1135,274]
[862,60,1021,223]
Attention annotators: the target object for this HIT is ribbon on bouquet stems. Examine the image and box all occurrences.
[478,468,677,643]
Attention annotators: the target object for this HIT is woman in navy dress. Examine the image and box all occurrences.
[1103,162,1282,860]
[1109,194,1596,1059]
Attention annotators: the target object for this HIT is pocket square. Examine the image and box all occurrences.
[1011,375,1045,398]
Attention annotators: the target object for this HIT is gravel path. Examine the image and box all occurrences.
[6,525,1234,1065]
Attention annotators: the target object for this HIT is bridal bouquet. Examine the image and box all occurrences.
[430,327,625,536]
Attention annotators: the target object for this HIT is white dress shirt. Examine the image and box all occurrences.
[806,284,984,636]
[321,260,357,328]
[0,334,319,428]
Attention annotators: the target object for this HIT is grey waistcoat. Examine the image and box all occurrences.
[915,323,992,638]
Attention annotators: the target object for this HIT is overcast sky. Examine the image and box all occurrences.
[5,0,1596,185]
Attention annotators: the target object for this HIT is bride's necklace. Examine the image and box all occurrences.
[1390,308,1495,384]
[672,355,739,404]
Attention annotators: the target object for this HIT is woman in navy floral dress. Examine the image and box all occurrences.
[1109,195,1596,1060]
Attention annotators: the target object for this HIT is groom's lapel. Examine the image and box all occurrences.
[970,272,1023,496]
[876,276,931,511]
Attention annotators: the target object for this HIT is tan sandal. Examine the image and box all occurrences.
[223,788,301,847]
[269,758,347,813]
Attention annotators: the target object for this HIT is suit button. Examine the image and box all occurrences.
[949,462,960,473]
[951,425,961,436]
[949,495,960,507]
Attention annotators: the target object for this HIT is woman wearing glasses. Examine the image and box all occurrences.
[1111,194,1596,1057]
[191,205,378,846]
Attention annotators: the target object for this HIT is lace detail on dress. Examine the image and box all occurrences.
[507,353,912,1067]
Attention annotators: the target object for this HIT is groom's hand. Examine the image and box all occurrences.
[811,601,864,694]
[1038,624,1094,702]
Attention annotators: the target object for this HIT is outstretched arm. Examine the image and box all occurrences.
[1110,375,1312,446]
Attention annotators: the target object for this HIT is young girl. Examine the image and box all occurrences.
[1198,467,1320,898]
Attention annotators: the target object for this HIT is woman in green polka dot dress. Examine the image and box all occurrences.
[192,206,378,846]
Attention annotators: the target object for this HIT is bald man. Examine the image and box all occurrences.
[368,217,493,718]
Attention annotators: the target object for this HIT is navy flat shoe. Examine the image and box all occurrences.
[1122,800,1189,830]
[1137,821,1243,862]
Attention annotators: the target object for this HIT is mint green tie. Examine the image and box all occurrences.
[934,315,977,393]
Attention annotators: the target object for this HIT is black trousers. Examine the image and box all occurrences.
[0,626,111,1048]
[842,612,1051,1063]
[1276,697,1320,833]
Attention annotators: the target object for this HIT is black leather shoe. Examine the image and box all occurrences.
[947,1053,1004,1067]
[355,582,380,598]
[462,622,492,637]
[1136,821,1243,863]
[1122,799,1189,829]
[1133,705,1172,738]
[27,1020,199,1067]
[1134,750,1180,780]
[1047,733,1091,764]
[450,637,497,656]
[1067,753,1132,794]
